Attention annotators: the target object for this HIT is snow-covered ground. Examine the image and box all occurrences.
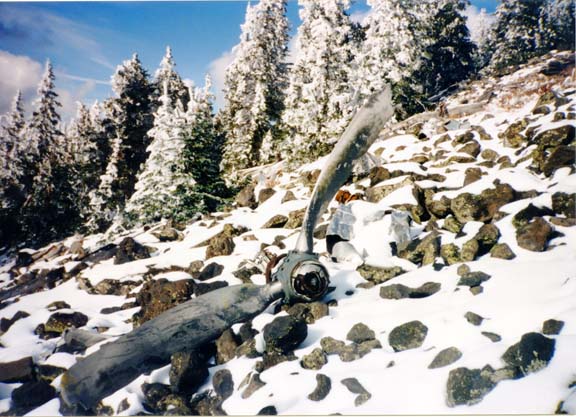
[1,52,575,416]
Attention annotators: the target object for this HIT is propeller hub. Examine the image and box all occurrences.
[271,251,330,304]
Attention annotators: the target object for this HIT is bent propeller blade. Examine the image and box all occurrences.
[60,283,283,412]
[295,86,394,253]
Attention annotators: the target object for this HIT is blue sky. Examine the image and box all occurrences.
[0,0,498,120]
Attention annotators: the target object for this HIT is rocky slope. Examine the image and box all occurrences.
[0,51,575,416]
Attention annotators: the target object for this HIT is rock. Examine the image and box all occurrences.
[470,285,483,295]
[458,271,491,287]
[301,169,321,189]
[531,125,576,177]
[512,204,555,229]
[365,177,413,203]
[300,348,328,370]
[428,347,463,369]
[460,239,479,262]
[197,262,225,281]
[285,208,306,229]
[542,319,564,335]
[206,233,235,259]
[499,118,529,148]
[465,311,484,326]
[258,188,276,204]
[262,214,289,229]
[157,393,192,415]
[169,351,209,395]
[550,217,576,227]
[258,406,278,415]
[474,224,500,255]
[187,260,205,278]
[241,373,266,399]
[481,332,502,342]
[255,351,297,372]
[281,190,297,203]
[346,323,376,344]
[0,356,35,383]
[552,192,575,218]
[236,338,261,359]
[426,195,452,219]
[142,382,172,412]
[314,224,328,239]
[216,329,239,364]
[263,315,308,354]
[388,320,428,352]
[501,332,555,376]
[440,243,461,265]
[458,141,481,158]
[369,166,391,186]
[11,380,56,410]
[453,131,475,145]
[152,224,181,242]
[36,364,65,383]
[456,264,470,276]
[443,216,463,234]
[481,149,499,161]
[398,232,440,266]
[320,337,346,355]
[44,311,88,335]
[236,183,257,208]
[114,237,151,265]
[238,321,259,343]
[193,280,228,296]
[308,373,332,401]
[463,167,483,186]
[232,265,260,284]
[133,279,194,326]
[213,369,234,400]
[341,378,371,407]
[0,310,30,333]
[446,367,497,407]
[92,279,141,296]
[490,243,516,259]
[516,217,553,252]
[534,90,570,108]
[451,193,489,223]
[356,264,406,284]
[380,282,440,300]
[286,302,329,324]
[116,398,130,414]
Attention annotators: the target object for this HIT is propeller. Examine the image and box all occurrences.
[59,86,393,414]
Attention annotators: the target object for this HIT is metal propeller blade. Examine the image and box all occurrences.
[59,87,393,413]
[296,86,394,253]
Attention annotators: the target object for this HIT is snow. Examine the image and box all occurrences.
[1,53,575,415]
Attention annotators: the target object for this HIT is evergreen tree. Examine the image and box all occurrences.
[541,0,575,52]
[153,46,190,111]
[88,53,154,232]
[221,0,289,175]
[124,82,199,226]
[483,0,549,74]
[280,0,356,165]
[18,61,79,245]
[0,91,26,245]
[414,0,477,100]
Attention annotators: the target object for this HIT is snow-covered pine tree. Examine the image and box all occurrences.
[18,61,80,245]
[152,46,190,111]
[124,82,199,226]
[471,7,495,69]
[0,90,27,245]
[483,0,549,75]
[414,0,477,100]
[280,0,356,165]
[540,0,575,52]
[182,75,229,210]
[221,0,289,176]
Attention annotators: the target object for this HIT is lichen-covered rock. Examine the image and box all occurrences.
[398,231,440,266]
[152,224,182,242]
[365,177,413,203]
[308,373,332,401]
[440,243,461,265]
[551,192,576,218]
[114,237,151,265]
[464,311,484,326]
[458,141,481,158]
[286,302,329,324]
[463,167,483,186]
[446,366,497,407]
[512,204,555,229]
[43,311,88,335]
[285,208,306,229]
[341,378,372,407]
[530,125,575,176]
[461,239,479,262]
[281,190,297,203]
[516,217,553,252]
[133,279,194,326]
[196,262,224,281]
[206,234,235,259]
[480,149,499,161]
[258,188,276,204]
[443,216,463,234]
[501,332,555,376]
[170,350,209,395]
[346,323,376,344]
[369,166,392,186]
[388,320,428,352]
[263,315,308,354]
[92,279,141,296]
[262,214,289,229]
[300,348,328,370]
[356,264,406,284]
[213,369,234,400]
[428,347,463,369]
[451,193,490,223]
[474,224,500,255]
[141,382,172,413]
[426,195,452,219]
[216,329,239,364]
[542,319,565,335]
[499,118,529,148]
[458,271,491,287]
[380,282,441,300]
[320,336,346,355]
[490,243,516,259]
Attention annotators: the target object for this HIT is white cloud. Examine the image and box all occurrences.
[208,48,236,110]
[0,50,43,115]
[463,5,496,45]
[0,50,96,123]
